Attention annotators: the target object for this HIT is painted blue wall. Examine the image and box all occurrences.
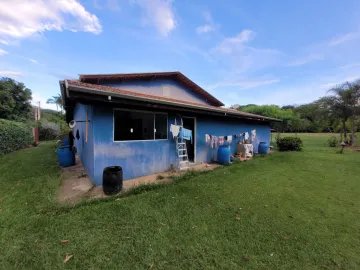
[73,103,95,182]
[195,116,271,163]
[88,104,271,186]
[102,79,213,106]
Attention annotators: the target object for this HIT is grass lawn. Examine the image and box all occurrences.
[1,136,360,269]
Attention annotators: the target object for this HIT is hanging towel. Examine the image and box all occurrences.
[180,127,193,143]
[170,124,181,138]
[205,134,210,144]
[251,129,256,142]
[227,135,232,143]
[218,136,224,145]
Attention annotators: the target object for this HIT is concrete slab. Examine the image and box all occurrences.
[58,159,221,204]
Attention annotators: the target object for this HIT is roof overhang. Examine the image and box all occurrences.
[62,80,281,123]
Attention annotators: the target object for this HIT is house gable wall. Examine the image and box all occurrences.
[101,79,213,106]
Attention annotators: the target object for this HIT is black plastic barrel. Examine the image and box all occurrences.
[103,166,123,195]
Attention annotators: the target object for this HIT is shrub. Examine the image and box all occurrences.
[276,136,303,151]
[327,136,338,147]
[39,120,61,141]
[0,119,33,155]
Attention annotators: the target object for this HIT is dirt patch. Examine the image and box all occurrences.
[58,161,221,204]
[57,162,94,204]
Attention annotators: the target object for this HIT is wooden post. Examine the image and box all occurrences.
[86,105,88,142]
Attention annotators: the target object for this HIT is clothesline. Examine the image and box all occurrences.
[205,130,256,148]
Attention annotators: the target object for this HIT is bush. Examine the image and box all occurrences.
[0,119,33,155]
[276,136,303,151]
[327,136,338,147]
[39,120,61,141]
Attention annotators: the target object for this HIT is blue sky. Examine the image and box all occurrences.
[1,0,360,110]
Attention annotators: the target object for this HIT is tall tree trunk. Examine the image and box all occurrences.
[351,116,356,146]
[342,120,347,142]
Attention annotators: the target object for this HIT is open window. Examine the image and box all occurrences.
[114,110,168,141]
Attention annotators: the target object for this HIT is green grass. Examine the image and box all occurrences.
[1,136,360,269]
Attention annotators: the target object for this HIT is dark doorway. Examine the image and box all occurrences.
[182,117,195,162]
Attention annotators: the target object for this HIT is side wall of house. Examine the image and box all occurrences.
[92,106,178,186]
[89,105,271,186]
[73,103,95,182]
[195,115,271,163]
[102,79,213,106]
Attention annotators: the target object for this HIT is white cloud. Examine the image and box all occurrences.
[340,63,360,69]
[93,0,121,11]
[210,31,282,73]
[328,32,359,46]
[215,30,256,54]
[287,54,324,66]
[133,0,176,37]
[0,49,8,55]
[196,24,215,34]
[31,93,59,110]
[208,75,280,90]
[0,0,102,42]
[0,40,8,45]
[0,70,22,77]
[196,11,218,34]
[26,58,43,65]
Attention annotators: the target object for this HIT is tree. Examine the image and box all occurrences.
[319,84,355,143]
[46,93,63,111]
[0,77,32,120]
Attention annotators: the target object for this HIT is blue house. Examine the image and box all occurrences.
[60,72,278,186]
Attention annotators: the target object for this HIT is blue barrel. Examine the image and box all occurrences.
[258,142,269,154]
[217,145,231,164]
[62,138,70,146]
[57,146,75,167]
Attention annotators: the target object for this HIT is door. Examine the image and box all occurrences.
[182,117,195,162]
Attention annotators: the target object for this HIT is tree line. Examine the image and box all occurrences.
[234,80,360,146]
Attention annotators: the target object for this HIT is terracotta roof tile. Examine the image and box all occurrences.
[66,80,279,121]
[78,71,224,107]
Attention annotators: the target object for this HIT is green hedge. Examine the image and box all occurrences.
[276,136,303,151]
[0,119,33,155]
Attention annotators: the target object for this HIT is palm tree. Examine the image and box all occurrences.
[321,81,360,145]
[46,93,63,112]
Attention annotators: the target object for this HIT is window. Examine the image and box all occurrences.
[114,110,168,141]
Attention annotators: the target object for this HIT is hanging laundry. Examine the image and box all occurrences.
[244,132,249,141]
[227,135,232,143]
[233,134,237,139]
[180,127,193,143]
[251,129,256,142]
[170,124,181,138]
[205,134,210,144]
[76,129,80,140]
[218,136,224,145]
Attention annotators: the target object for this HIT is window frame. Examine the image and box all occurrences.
[113,108,168,142]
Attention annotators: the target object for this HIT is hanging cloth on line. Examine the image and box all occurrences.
[205,134,211,144]
[226,135,232,143]
[180,127,193,143]
[218,136,224,145]
[170,124,181,138]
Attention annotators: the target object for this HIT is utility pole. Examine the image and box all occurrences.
[35,101,41,121]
